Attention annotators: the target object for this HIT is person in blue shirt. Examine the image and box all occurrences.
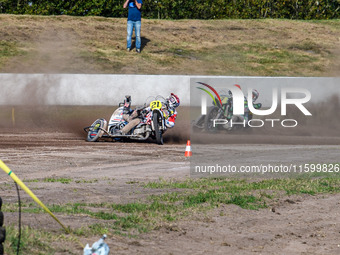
[123,0,143,53]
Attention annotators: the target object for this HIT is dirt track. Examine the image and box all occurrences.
[0,102,340,254]
[1,127,340,254]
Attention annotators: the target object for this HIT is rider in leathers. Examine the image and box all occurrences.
[226,86,262,123]
[120,93,180,135]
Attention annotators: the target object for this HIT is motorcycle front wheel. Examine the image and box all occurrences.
[153,111,164,145]
[204,106,220,132]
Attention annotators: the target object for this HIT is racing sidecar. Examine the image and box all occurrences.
[84,96,168,145]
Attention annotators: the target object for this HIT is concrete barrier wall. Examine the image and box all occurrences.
[0,74,339,106]
[190,76,340,106]
[0,74,191,106]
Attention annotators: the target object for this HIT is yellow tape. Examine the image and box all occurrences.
[0,160,84,248]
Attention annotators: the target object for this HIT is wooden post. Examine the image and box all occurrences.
[12,107,15,127]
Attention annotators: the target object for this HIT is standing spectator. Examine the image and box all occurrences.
[123,0,143,53]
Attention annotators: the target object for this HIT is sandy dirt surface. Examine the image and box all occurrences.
[1,127,340,254]
[0,105,339,254]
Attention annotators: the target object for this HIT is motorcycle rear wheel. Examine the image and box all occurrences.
[0,212,3,227]
[191,114,205,132]
[0,227,5,243]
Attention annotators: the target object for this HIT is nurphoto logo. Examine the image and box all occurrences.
[197,82,312,128]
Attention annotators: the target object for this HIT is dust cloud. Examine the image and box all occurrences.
[1,95,339,145]
[0,105,190,144]
[191,95,340,145]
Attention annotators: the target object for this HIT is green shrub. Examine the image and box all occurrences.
[0,0,339,19]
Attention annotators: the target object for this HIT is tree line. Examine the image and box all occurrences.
[0,0,339,19]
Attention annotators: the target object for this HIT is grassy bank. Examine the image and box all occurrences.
[0,15,339,76]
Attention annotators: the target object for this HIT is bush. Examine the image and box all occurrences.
[0,0,339,19]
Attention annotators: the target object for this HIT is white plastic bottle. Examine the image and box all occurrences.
[83,234,110,255]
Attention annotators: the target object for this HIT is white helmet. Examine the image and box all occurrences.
[167,93,180,108]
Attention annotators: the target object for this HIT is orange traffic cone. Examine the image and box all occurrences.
[185,140,192,157]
